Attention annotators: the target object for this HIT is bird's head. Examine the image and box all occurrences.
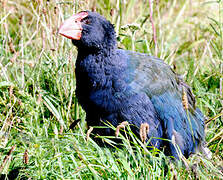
[59,11,116,52]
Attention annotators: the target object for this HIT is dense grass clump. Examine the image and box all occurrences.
[0,0,222,179]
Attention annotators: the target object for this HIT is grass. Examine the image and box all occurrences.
[0,0,222,179]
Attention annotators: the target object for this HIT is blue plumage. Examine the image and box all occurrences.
[59,11,205,159]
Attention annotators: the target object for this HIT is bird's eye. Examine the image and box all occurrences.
[82,18,91,25]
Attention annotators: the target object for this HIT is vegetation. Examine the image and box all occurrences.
[0,0,222,179]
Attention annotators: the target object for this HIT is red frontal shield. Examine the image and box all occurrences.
[59,12,88,40]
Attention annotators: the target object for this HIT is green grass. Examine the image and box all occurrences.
[0,0,222,179]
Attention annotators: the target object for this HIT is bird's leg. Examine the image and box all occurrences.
[171,134,189,170]
[115,121,129,137]
[140,123,149,144]
[199,142,212,160]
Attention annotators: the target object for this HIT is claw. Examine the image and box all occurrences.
[140,123,149,143]
[115,121,129,137]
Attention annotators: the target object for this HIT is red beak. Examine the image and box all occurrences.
[59,12,88,40]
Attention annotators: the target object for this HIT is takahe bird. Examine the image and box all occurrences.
[59,11,210,159]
